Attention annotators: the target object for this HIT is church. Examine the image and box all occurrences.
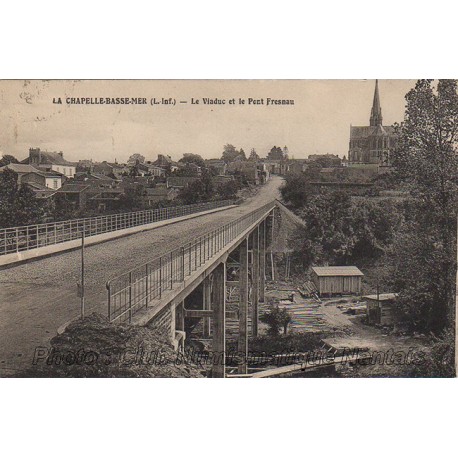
[348,80,396,166]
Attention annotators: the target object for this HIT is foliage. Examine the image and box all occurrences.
[289,190,402,269]
[177,174,214,205]
[0,169,48,228]
[267,145,284,160]
[127,153,145,164]
[216,180,240,200]
[408,328,455,377]
[309,155,341,168]
[248,148,259,161]
[221,144,240,163]
[118,185,145,211]
[280,173,315,207]
[390,79,458,331]
[260,305,292,336]
[178,153,205,168]
[0,154,19,167]
[174,163,201,177]
[246,332,324,354]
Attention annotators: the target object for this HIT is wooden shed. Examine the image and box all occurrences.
[364,293,397,326]
[310,266,364,297]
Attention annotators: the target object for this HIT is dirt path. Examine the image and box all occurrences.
[0,177,283,374]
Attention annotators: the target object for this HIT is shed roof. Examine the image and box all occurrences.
[311,266,364,277]
[363,293,397,301]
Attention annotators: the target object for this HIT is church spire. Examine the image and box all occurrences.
[369,79,383,126]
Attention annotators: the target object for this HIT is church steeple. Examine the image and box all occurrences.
[369,79,383,126]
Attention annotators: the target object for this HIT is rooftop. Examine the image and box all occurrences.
[363,293,397,301]
[0,163,64,177]
[311,266,364,277]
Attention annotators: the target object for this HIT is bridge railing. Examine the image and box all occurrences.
[0,200,235,256]
[106,201,275,324]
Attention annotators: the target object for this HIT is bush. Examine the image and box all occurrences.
[260,305,292,336]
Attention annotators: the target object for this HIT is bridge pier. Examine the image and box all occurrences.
[260,219,266,303]
[211,262,226,378]
[203,276,211,338]
[238,237,249,374]
[251,227,259,337]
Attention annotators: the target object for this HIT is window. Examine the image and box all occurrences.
[63,168,66,175]
[53,179,58,189]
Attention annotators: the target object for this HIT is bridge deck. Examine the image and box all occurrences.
[0,177,281,374]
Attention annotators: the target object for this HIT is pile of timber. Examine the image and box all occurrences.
[286,302,325,332]
[298,281,321,302]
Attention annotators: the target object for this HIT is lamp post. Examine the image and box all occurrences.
[77,229,85,318]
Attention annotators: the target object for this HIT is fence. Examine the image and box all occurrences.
[106,201,275,324]
[0,200,234,256]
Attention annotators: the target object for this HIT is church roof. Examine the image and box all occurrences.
[350,125,395,139]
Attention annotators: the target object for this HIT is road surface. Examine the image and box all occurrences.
[0,176,282,374]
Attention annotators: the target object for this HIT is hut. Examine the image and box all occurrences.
[363,293,397,326]
[310,266,364,297]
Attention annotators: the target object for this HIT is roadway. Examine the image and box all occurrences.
[0,176,282,374]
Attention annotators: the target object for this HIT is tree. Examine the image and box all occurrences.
[248,148,260,161]
[221,144,239,163]
[0,154,19,167]
[260,306,292,336]
[280,173,314,208]
[216,180,240,200]
[178,153,205,168]
[267,146,284,160]
[128,153,145,165]
[0,169,48,228]
[390,79,458,331]
[177,175,214,205]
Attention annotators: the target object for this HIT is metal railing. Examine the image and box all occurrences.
[0,200,234,256]
[106,201,275,324]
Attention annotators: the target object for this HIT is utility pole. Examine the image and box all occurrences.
[80,230,85,318]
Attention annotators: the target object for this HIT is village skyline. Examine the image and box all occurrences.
[0,80,416,163]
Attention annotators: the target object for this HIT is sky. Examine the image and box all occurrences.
[0,79,417,163]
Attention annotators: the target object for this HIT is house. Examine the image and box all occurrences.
[311,266,364,296]
[138,162,166,177]
[0,163,64,190]
[257,162,270,184]
[166,176,198,189]
[143,187,178,205]
[54,183,92,209]
[288,159,309,174]
[24,148,76,177]
[211,175,234,186]
[76,159,94,173]
[23,182,57,199]
[226,161,259,184]
[262,159,289,175]
[205,159,227,175]
[364,293,397,326]
[86,188,124,212]
[93,161,126,178]
[21,170,64,191]
[153,154,179,172]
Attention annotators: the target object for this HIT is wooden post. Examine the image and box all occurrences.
[238,238,249,374]
[260,219,266,303]
[270,211,275,281]
[252,226,259,337]
[212,263,226,378]
[203,276,211,338]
